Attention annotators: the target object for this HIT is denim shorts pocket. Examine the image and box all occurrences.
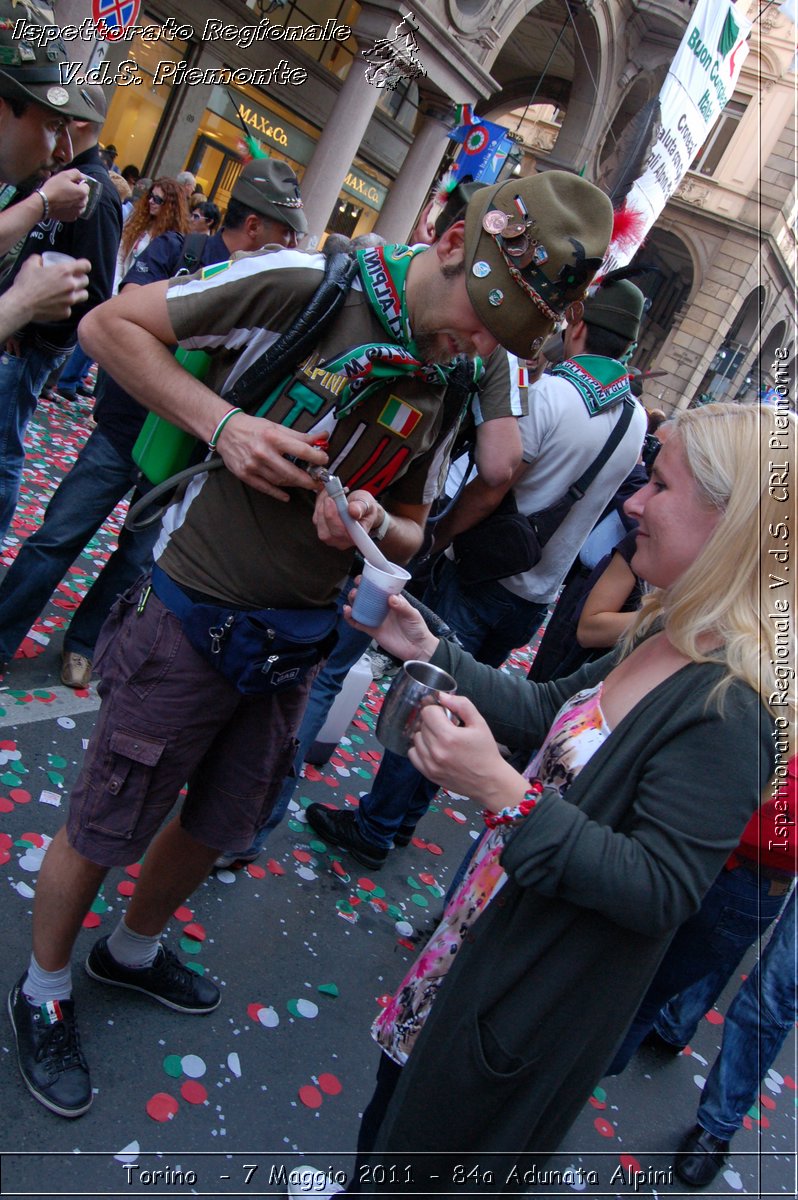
[86,729,167,841]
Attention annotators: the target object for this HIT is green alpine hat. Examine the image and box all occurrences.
[583,277,645,344]
[464,171,614,359]
[231,159,308,235]
[0,0,100,122]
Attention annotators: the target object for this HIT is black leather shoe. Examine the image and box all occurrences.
[643,1027,686,1055]
[306,804,388,869]
[674,1124,731,1188]
[85,937,220,1013]
[392,823,417,848]
[8,977,92,1117]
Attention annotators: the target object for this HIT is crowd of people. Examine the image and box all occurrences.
[0,3,794,1196]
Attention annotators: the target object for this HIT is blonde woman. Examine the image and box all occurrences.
[341,402,794,1193]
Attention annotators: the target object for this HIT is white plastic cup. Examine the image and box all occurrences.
[350,559,411,627]
[41,251,78,268]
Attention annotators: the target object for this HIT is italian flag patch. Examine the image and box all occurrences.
[40,999,63,1025]
[378,395,422,439]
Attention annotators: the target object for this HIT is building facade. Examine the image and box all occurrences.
[54,0,795,411]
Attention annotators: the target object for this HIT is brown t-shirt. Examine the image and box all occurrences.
[156,248,450,608]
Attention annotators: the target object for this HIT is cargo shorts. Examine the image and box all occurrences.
[66,579,315,867]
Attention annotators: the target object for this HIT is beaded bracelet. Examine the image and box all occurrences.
[35,187,49,222]
[483,779,544,829]
[208,406,242,451]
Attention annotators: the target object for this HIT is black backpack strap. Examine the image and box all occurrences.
[225,251,360,413]
[175,232,208,276]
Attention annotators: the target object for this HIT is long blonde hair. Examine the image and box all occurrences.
[623,402,796,727]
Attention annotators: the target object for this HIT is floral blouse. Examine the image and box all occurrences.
[373,682,612,1065]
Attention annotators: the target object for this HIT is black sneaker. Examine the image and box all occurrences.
[8,978,92,1118]
[305,804,388,870]
[392,823,417,848]
[85,937,220,1013]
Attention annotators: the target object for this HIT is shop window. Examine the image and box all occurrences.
[100,25,189,175]
[694,96,748,176]
[326,200,362,238]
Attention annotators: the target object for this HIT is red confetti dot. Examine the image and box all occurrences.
[376,994,393,1007]
[293,849,313,863]
[0,828,11,847]
[620,1155,641,1175]
[82,912,101,929]
[323,775,339,788]
[299,1084,323,1108]
[247,1002,265,1021]
[181,1080,208,1105]
[397,937,415,950]
[370,896,388,912]
[0,849,10,866]
[426,842,443,856]
[784,1075,796,1090]
[182,922,206,942]
[588,1095,607,1109]
[124,862,141,878]
[760,1093,777,1110]
[332,861,349,879]
[117,880,136,897]
[0,797,14,813]
[10,788,31,804]
[411,836,427,848]
[344,794,361,807]
[146,1092,179,1122]
[247,863,266,879]
[303,765,323,783]
[357,877,376,891]
[318,1073,342,1096]
[418,872,436,886]
[759,1115,770,1129]
[594,1116,615,1138]
[266,859,285,876]
[705,1009,724,1025]
[21,831,44,847]
[743,1115,754,1130]
[173,905,193,922]
[0,740,16,750]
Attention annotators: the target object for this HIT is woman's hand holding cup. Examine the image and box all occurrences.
[408,693,528,812]
[344,587,439,664]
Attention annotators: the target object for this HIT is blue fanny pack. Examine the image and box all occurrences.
[151,566,338,695]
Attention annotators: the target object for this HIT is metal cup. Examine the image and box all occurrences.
[376,659,457,757]
[78,174,101,220]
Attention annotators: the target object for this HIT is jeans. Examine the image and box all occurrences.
[0,425,158,661]
[607,863,792,1074]
[697,887,796,1140]
[355,557,547,850]
[244,581,370,855]
[0,339,67,542]
[57,344,93,392]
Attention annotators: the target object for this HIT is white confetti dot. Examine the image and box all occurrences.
[227,1053,241,1078]
[19,849,45,872]
[722,1168,744,1190]
[395,920,414,937]
[215,869,237,884]
[14,881,35,898]
[258,1006,279,1027]
[296,866,317,881]
[693,1073,707,1090]
[295,999,319,1019]
[57,716,76,729]
[181,1054,206,1078]
[114,1141,140,1165]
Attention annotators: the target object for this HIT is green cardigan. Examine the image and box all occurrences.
[372,647,773,1192]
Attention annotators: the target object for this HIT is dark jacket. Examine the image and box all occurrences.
[9,145,122,351]
[373,645,772,1190]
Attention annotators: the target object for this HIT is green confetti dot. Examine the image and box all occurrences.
[309,839,327,853]
[352,767,371,778]
[90,895,109,914]
[9,760,28,775]
[747,1104,760,1119]
[349,734,364,744]
[32,690,55,699]
[426,884,444,898]
[163,1054,183,1078]
[46,771,64,787]
[180,936,202,954]
[186,961,205,976]
[406,876,419,888]
[318,982,339,997]
[336,900,354,914]
[2,772,20,787]
[410,893,429,908]
[387,905,403,919]
[369,884,386,898]
[593,1086,607,1102]
[287,819,304,833]
[48,755,68,769]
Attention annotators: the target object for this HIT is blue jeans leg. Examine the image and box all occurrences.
[355,559,547,849]
[57,345,93,391]
[64,489,160,659]
[0,426,136,661]
[0,341,65,543]
[607,865,790,1073]
[697,889,796,1140]
[244,584,370,855]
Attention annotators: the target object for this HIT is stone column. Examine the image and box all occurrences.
[374,93,452,243]
[299,63,380,248]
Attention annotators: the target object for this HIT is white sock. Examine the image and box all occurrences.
[22,952,72,1007]
[106,918,161,969]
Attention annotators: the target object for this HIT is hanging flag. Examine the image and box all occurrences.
[454,103,475,127]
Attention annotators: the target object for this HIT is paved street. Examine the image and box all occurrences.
[0,397,795,1198]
